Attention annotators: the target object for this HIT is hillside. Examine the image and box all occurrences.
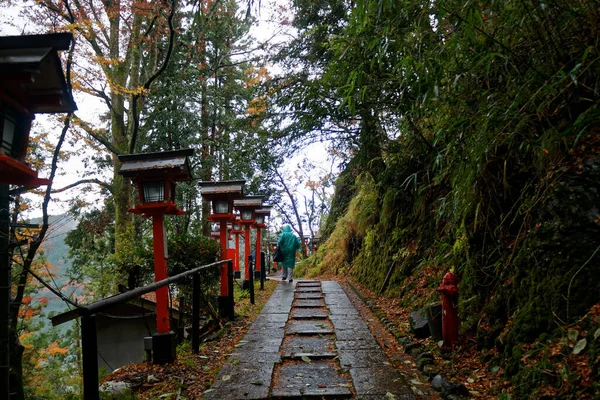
[31,214,77,329]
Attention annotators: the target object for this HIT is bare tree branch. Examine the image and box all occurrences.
[72,115,120,155]
[52,179,113,194]
[129,0,178,153]
[274,168,308,256]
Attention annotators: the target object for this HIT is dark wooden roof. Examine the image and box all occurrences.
[0,32,76,113]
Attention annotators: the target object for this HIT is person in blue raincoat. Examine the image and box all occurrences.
[277,225,301,282]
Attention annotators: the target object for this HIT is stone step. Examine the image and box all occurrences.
[286,319,334,335]
[281,336,336,358]
[271,360,353,399]
[290,308,329,319]
[293,299,325,308]
[296,281,321,287]
[294,292,325,299]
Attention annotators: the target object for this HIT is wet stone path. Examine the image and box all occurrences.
[204,280,414,399]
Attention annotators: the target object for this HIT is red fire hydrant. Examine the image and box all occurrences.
[437,271,459,348]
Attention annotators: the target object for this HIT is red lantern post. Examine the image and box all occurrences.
[199,180,245,318]
[269,241,278,271]
[230,219,244,278]
[118,149,193,363]
[233,196,264,288]
[254,207,271,284]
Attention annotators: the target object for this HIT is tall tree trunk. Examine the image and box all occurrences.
[200,79,212,236]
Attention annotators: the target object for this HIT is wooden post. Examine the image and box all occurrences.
[227,261,234,319]
[81,315,99,400]
[248,255,255,305]
[260,251,266,290]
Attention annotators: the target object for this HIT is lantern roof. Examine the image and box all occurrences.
[233,195,264,209]
[0,32,77,113]
[118,149,193,181]
[198,180,245,200]
[255,207,271,217]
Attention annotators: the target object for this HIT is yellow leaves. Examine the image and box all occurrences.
[244,66,270,88]
[247,96,267,117]
[105,75,149,96]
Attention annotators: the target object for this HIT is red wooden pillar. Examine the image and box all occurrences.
[244,224,251,279]
[219,221,228,296]
[152,214,170,333]
[235,233,240,274]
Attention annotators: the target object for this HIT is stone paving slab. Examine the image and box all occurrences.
[235,338,282,353]
[290,308,329,319]
[254,313,289,322]
[250,321,288,330]
[244,327,285,340]
[329,317,369,331]
[271,360,353,398]
[293,299,325,308]
[335,328,377,341]
[329,306,359,315]
[337,349,389,368]
[286,319,334,335]
[324,296,355,306]
[321,281,344,292]
[229,351,282,364]
[281,336,336,357]
[204,361,274,400]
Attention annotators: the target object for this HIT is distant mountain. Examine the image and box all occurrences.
[28,214,78,331]
[36,214,77,286]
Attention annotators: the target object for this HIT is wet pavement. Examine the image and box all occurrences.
[203,278,415,399]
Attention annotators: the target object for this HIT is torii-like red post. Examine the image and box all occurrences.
[233,196,264,288]
[199,180,245,318]
[230,219,244,278]
[118,149,194,363]
[254,207,271,286]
